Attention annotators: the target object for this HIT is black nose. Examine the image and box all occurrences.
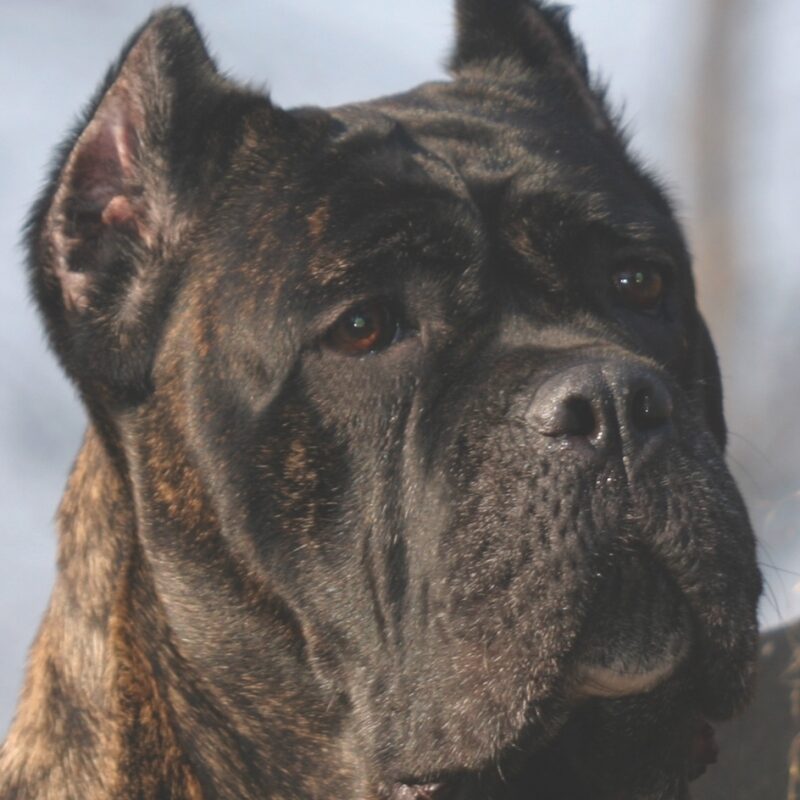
[528,361,673,459]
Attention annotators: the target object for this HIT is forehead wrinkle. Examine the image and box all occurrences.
[507,161,684,237]
[373,81,679,240]
[254,105,493,295]
[579,193,687,256]
[328,104,477,205]
[304,202,480,294]
[302,177,484,293]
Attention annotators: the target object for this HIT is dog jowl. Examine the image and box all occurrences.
[0,2,761,799]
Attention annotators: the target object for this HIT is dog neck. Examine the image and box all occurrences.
[1,428,134,794]
[0,427,367,798]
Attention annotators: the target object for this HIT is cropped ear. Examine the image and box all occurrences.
[450,0,613,133]
[27,8,265,407]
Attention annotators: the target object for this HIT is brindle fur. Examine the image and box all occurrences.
[1,3,762,799]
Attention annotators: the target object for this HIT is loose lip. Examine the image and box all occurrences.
[391,559,699,799]
[570,632,690,700]
[565,542,695,700]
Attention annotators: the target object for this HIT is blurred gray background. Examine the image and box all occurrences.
[1,0,798,736]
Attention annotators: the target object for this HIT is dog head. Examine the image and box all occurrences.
[28,2,761,797]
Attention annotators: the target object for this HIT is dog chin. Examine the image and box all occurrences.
[386,560,697,797]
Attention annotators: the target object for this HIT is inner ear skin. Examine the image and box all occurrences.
[68,92,140,210]
[51,99,145,313]
[100,194,139,232]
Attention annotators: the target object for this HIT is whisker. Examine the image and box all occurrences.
[758,562,800,580]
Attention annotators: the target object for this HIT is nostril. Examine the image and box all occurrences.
[630,385,671,432]
[529,367,606,440]
[562,396,597,438]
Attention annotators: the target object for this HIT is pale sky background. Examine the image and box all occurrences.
[1,0,798,735]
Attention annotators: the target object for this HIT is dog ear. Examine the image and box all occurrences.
[450,0,613,133]
[28,8,267,407]
[695,316,727,450]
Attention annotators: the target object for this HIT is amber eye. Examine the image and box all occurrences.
[324,301,400,355]
[612,266,665,311]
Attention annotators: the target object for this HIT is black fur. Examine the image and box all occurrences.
[2,3,761,799]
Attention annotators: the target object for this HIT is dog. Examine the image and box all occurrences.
[0,2,762,798]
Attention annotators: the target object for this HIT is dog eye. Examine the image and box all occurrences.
[324,301,401,355]
[612,266,665,311]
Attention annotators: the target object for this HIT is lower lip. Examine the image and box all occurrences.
[570,631,689,699]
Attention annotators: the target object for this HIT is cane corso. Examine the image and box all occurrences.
[0,2,762,798]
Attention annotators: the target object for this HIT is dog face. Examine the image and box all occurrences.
[28,2,761,797]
